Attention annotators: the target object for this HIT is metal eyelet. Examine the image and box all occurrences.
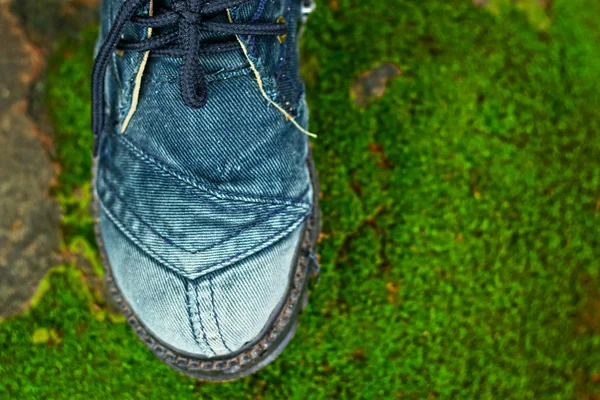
[301,0,316,24]
[277,16,287,43]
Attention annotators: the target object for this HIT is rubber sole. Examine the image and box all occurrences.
[92,154,321,381]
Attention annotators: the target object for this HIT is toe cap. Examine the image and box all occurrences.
[100,209,302,358]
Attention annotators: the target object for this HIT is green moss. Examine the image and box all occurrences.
[46,26,98,245]
[31,327,62,345]
[1,0,600,398]
[27,270,55,310]
[484,0,552,31]
[46,26,97,195]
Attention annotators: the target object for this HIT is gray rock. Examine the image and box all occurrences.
[351,63,402,108]
[0,5,61,318]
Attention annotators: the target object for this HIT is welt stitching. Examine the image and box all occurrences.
[194,280,216,356]
[116,134,311,208]
[98,169,301,254]
[209,276,232,352]
[98,184,311,279]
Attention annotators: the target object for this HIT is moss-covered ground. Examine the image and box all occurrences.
[1,0,599,398]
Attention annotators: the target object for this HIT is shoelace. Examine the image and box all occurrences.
[91,0,287,155]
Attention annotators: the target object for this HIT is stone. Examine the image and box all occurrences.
[0,4,62,318]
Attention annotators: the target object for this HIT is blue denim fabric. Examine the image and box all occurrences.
[96,0,312,357]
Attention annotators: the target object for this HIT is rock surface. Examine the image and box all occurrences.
[0,4,61,318]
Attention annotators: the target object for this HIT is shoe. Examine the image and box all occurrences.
[91,0,320,381]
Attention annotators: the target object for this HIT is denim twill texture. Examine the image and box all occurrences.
[95,0,313,357]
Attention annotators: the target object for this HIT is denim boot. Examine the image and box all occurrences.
[92,0,320,380]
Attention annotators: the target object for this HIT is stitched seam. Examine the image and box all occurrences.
[116,60,249,120]
[250,0,267,22]
[186,280,204,349]
[98,195,189,275]
[117,50,248,90]
[118,55,147,120]
[197,208,310,276]
[116,134,311,208]
[98,187,311,278]
[229,5,277,98]
[143,64,251,79]
[275,30,288,79]
[194,280,216,356]
[209,276,232,352]
[111,53,123,89]
[274,7,301,113]
[98,170,301,254]
[148,67,252,85]
[247,0,267,55]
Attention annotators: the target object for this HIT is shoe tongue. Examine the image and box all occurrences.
[153,0,274,13]
[155,0,285,20]
[236,0,284,22]
[117,0,240,48]
[122,0,285,25]
[150,0,271,42]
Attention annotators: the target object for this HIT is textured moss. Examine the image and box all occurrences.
[45,26,98,245]
[1,0,599,398]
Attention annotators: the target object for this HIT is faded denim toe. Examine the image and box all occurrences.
[92,0,320,380]
[100,209,304,357]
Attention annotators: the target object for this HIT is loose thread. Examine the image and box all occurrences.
[121,0,154,133]
[227,9,317,138]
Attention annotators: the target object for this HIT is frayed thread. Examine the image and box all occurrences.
[227,9,317,138]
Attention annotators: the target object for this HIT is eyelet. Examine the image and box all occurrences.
[277,16,287,43]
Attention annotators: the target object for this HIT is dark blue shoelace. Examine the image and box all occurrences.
[91,0,287,155]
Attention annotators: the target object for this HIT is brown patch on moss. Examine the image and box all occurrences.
[579,290,600,335]
[318,232,330,243]
[470,169,482,199]
[351,348,367,362]
[328,0,339,10]
[368,143,394,169]
[473,0,553,9]
[351,63,402,108]
[576,370,600,400]
[386,281,400,304]
[574,276,600,340]
[350,180,364,197]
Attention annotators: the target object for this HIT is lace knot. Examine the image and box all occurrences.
[91,0,290,156]
[173,3,203,24]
